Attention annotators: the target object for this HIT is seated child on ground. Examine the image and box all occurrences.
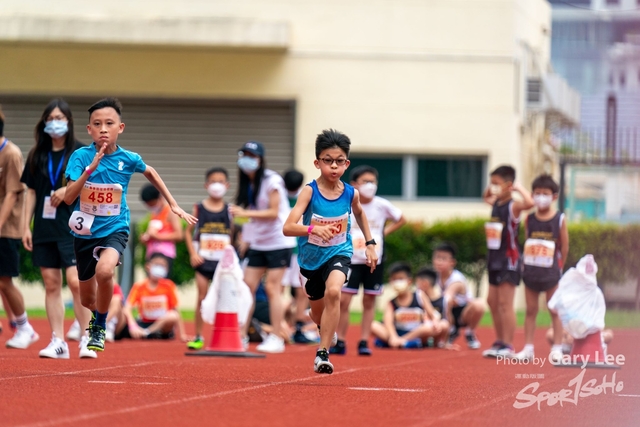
[116,253,187,341]
[371,262,448,349]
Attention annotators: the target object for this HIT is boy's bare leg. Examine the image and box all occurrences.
[145,310,180,335]
[41,267,65,338]
[95,249,118,314]
[523,287,539,345]
[193,272,210,338]
[545,286,563,346]
[486,285,503,342]
[264,268,286,337]
[312,270,346,350]
[461,299,485,330]
[370,321,388,342]
[336,292,353,341]
[498,283,516,346]
[360,293,376,342]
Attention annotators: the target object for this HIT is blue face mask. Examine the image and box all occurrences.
[44,120,69,139]
[238,156,260,174]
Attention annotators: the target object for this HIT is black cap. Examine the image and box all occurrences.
[239,141,265,157]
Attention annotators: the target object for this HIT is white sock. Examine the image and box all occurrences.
[551,344,563,353]
[465,328,473,335]
[523,344,534,352]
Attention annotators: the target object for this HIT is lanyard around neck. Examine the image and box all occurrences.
[48,151,66,190]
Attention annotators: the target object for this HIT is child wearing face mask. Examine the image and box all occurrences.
[185,167,233,350]
[370,262,444,349]
[514,174,568,362]
[331,165,406,356]
[139,183,184,274]
[119,253,187,341]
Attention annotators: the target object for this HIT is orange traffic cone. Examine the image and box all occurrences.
[556,332,619,370]
[186,247,264,359]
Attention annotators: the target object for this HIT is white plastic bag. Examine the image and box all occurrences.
[200,245,253,327]
[547,254,606,339]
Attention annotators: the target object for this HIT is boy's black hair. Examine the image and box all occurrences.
[490,165,516,183]
[349,165,379,182]
[0,105,5,136]
[140,183,160,202]
[88,97,123,118]
[283,169,304,192]
[315,129,351,158]
[206,166,229,181]
[148,252,170,264]
[531,174,559,194]
[387,261,412,278]
[415,265,437,285]
[433,242,457,259]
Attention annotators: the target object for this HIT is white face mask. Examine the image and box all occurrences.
[533,194,553,209]
[359,182,378,199]
[44,120,69,139]
[149,264,168,279]
[490,184,502,196]
[390,279,411,293]
[207,182,227,198]
[238,156,260,174]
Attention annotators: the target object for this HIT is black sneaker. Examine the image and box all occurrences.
[314,348,334,374]
[448,326,460,345]
[358,340,372,356]
[329,339,346,355]
[465,331,481,349]
[87,324,106,352]
[293,330,318,344]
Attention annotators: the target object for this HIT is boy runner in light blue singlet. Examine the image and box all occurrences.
[283,129,378,374]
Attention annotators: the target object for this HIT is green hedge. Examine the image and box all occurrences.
[18,217,640,288]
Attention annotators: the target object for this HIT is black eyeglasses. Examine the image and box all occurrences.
[318,157,347,166]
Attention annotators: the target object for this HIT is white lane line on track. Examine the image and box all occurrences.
[618,394,640,397]
[349,387,425,392]
[87,381,125,384]
[10,355,444,427]
[0,362,158,382]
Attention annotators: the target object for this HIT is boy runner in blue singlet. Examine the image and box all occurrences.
[283,129,378,374]
[64,98,197,352]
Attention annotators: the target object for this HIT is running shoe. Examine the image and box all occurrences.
[66,319,82,342]
[292,329,318,344]
[329,339,346,355]
[514,347,534,362]
[448,326,460,344]
[256,333,285,353]
[482,341,502,358]
[187,336,204,350]
[314,348,334,374]
[549,346,563,364]
[358,340,372,355]
[38,333,70,359]
[465,331,482,349]
[87,324,106,352]
[79,335,98,359]
[403,339,423,349]
[496,344,515,358]
[6,325,39,349]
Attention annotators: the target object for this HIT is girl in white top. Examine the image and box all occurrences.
[229,141,296,353]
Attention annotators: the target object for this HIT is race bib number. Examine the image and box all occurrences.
[484,222,504,250]
[80,182,123,217]
[352,229,382,259]
[523,239,556,268]
[199,233,230,261]
[308,212,349,247]
[42,196,57,219]
[68,211,95,236]
[140,295,168,320]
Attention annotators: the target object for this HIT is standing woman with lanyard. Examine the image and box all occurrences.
[21,98,95,359]
[229,141,296,353]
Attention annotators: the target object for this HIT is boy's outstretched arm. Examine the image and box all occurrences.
[143,166,197,225]
[64,144,107,205]
[352,190,378,271]
[511,182,535,217]
[483,185,497,206]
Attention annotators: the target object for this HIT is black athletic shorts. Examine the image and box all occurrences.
[343,263,384,296]
[0,238,20,277]
[33,240,77,269]
[299,255,351,301]
[246,248,292,269]
[523,280,558,293]
[451,304,468,328]
[195,261,219,281]
[74,232,128,281]
[488,270,520,286]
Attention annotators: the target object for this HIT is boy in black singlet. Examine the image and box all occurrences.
[185,167,233,350]
[514,174,568,362]
[482,165,533,358]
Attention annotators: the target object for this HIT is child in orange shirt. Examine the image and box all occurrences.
[118,253,187,341]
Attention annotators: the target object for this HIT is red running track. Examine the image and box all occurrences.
[0,319,638,427]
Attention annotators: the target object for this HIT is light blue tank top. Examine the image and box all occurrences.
[298,180,354,271]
